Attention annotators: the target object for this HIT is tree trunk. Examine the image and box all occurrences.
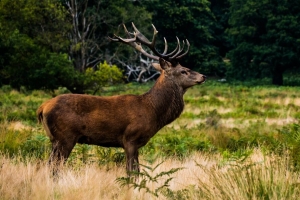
[272,66,284,86]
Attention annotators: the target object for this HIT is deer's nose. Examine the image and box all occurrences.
[202,75,206,80]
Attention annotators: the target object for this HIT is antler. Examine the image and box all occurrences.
[108,22,190,62]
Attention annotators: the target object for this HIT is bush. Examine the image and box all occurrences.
[84,61,123,94]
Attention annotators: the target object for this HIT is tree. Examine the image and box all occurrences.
[0,0,146,92]
[61,0,152,92]
[0,0,75,90]
[144,0,224,76]
[227,0,300,85]
[0,0,70,52]
[64,0,152,70]
[209,0,231,58]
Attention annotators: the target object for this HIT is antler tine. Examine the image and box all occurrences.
[107,24,137,45]
[108,24,159,60]
[108,23,133,42]
[132,22,168,58]
[113,33,137,44]
[150,24,158,47]
[175,39,190,60]
[163,36,180,57]
[150,24,170,58]
[132,22,151,44]
[162,37,168,55]
[170,38,185,59]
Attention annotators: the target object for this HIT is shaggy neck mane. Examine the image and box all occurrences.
[144,72,185,129]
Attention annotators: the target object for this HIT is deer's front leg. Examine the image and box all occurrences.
[124,144,140,175]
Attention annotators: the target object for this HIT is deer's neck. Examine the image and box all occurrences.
[145,73,185,129]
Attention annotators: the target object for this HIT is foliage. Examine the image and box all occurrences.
[95,147,125,166]
[0,0,70,51]
[1,0,300,89]
[0,0,152,92]
[64,0,152,71]
[0,0,75,90]
[116,161,183,198]
[145,0,225,76]
[141,127,214,159]
[226,0,300,85]
[83,61,123,94]
[209,0,231,57]
[0,30,77,91]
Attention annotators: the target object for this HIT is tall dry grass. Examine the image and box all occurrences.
[1,149,300,200]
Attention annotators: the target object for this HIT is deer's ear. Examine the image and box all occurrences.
[152,62,162,72]
[159,58,171,70]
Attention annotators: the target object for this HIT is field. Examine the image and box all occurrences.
[1,81,300,199]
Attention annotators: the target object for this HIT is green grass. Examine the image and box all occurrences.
[0,81,300,163]
[1,81,300,199]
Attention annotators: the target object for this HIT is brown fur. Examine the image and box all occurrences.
[37,58,206,173]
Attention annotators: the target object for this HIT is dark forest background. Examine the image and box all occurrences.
[0,0,299,93]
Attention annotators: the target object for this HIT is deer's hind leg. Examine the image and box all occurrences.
[48,138,76,165]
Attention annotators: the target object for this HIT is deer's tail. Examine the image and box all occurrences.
[37,103,54,140]
[37,105,44,123]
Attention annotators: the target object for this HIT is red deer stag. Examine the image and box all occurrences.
[37,23,206,173]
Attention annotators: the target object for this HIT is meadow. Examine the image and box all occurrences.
[1,81,300,199]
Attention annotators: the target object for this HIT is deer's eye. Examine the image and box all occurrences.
[181,70,188,75]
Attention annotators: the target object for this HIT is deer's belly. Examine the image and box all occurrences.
[77,135,123,147]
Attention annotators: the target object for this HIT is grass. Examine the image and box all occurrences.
[1,150,300,200]
[195,149,300,200]
[0,81,300,199]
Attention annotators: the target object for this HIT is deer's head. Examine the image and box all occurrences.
[152,58,205,90]
[109,23,206,89]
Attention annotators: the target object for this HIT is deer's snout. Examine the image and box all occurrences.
[196,74,206,84]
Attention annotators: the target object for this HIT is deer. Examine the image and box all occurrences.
[37,23,206,174]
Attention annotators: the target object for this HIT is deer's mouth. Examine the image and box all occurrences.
[196,80,205,84]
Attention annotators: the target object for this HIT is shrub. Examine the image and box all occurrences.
[116,161,183,198]
[84,61,123,94]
